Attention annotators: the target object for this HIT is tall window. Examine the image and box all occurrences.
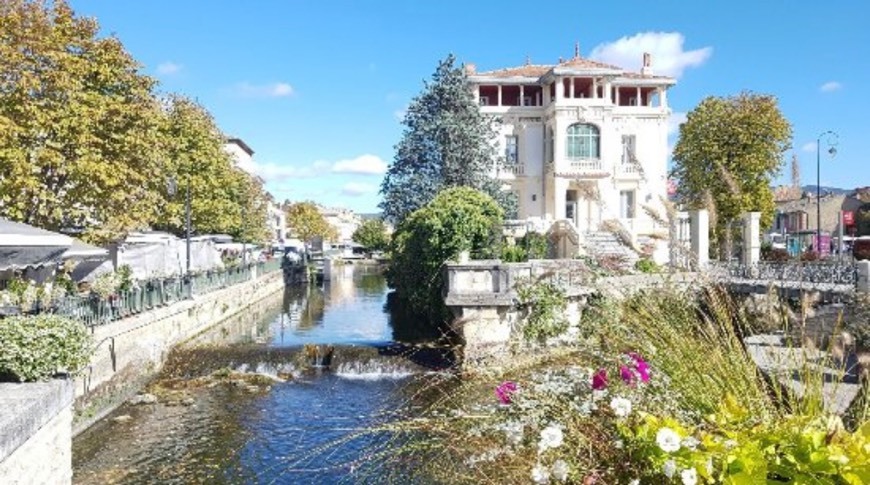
[566,123,600,160]
[505,135,518,164]
[621,134,636,164]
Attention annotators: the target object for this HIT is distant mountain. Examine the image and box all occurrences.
[800,185,852,196]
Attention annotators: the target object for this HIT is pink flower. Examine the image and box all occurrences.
[620,365,636,386]
[592,368,608,390]
[628,352,651,383]
[495,381,518,404]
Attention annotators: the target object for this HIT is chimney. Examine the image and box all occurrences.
[641,52,653,76]
[464,63,476,75]
[525,54,531,66]
[574,42,580,59]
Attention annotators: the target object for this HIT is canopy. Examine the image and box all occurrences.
[0,218,73,271]
[63,239,110,261]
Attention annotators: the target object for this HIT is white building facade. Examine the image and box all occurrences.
[468,48,675,250]
[224,138,288,244]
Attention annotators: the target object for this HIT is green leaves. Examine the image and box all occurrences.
[672,93,792,254]
[284,201,337,245]
[388,187,504,323]
[352,219,390,251]
[0,314,93,382]
[380,54,514,224]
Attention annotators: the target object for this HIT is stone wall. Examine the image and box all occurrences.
[0,380,73,485]
[73,270,284,431]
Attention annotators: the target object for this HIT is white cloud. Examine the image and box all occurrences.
[802,142,817,153]
[157,61,182,75]
[667,112,687,137]
[331,154,388,175]
[819,81,842,93]
[236,158,318,181]
[590,32,712,79]
[341,182,375,197]
[232,82,295,98]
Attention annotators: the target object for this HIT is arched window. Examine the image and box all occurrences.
[566,123,600,160]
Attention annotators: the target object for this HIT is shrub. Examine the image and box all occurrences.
[634,258,659,273]
[515,280,567,341]
[0,314,93,382]
[800,250,820,262]
[854,239,870,261]
[520,232,549,260]
[763,247,791,262]
[501,244,527,263]
[387,187,504,324]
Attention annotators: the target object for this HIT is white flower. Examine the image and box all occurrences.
[609,397,632,417]
[613,439,624,449]
[503,421,524,445]
[724,439,737,449]
[531,463,550,484]
[592,389,608,401]
[681,467,698,485]
[663,459,677,478]
[538,424,564,453]
[656,427,681,453]
[629,480,640,485]
[681,436,700,450]
[551,459,569,481]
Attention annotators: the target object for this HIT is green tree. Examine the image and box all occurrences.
[155,95,270,243]
[352,219,390,251]
[388,187,504,324]
[671,92,792,256]
[0,0,166,243]
[379,54,515,224]
[285,201,337,246]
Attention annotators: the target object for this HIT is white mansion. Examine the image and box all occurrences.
[468,46,675,258]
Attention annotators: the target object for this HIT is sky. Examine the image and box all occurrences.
[70,0,870,213]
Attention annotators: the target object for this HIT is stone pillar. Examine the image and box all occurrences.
[554,178,569,220]
[857,261,870,293]
[690,209,709,269]
[497,85,502,107]
[519,85,525,106]
[473,85,480,105]
[636,87,641,106]
[742,212,761,266]
[592,78,598,98]
[569,78,575,98]
[659,87,667,108]
[615,86,620,105]
[554,79,562,101]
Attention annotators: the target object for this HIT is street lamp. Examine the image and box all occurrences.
[167,176,192,275]
[815,131,838,254]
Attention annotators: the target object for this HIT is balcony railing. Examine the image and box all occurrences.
[500,163,525,176]
[618,162,641,175]
[567,158,603,173]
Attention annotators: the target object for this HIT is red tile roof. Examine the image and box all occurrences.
[474,55,672,81]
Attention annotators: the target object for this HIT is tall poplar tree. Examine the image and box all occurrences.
[379,54,515,224]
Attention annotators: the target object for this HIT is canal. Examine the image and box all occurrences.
[72,265,455,484]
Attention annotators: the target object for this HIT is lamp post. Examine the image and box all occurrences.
[167,176,192,275]
[815,131,838,254]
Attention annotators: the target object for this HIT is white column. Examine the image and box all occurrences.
[659,87,667,108]
[690,210,709,269]
[636,87,641,106]
[544,83,551,106]
[569,77,574,99]
[615,85,620,105]
[592,78,598,98]
[603,81,611,103]
[554,79,562,101]
[519,85,525,106]
[742,212,761,266]
[497,85,503,107]
[473,85,480,105]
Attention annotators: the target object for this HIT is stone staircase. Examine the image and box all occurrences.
[582,231,640,269]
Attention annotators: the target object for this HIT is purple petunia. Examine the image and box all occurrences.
[495,381,518,404]
[592,368,608,390]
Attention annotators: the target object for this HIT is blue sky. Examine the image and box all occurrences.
[71,0,869,213]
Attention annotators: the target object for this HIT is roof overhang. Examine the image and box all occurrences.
[612,76,677,86]
[469,75,542,84]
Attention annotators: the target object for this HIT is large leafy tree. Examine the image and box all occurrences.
[352,218,390,251]
[671,92,792,255]
[388,187,504,324]
[379,54,514,224]
[156,95,269,242]
[0,0,165,242]
[284,201,337,246]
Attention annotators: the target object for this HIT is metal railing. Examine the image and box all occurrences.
[46,260,283,327]
[707,260,858,287]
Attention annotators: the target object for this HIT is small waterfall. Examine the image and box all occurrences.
[334,360,419,380]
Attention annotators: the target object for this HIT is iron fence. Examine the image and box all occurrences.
[44,260,282,327]
[708,260,858,287]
